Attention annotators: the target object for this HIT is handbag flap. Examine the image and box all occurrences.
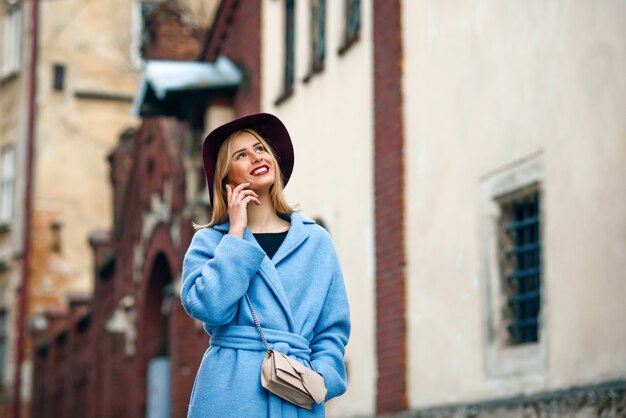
[301,369,327,404]
[274,353,307,389]
[272,351,327,403]
[261,352,313,410]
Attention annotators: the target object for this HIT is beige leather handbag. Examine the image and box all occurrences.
[245,293,327,410]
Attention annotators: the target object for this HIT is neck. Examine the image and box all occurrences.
[246,191,289,233]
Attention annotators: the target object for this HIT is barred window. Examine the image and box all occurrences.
[499,188,542,345]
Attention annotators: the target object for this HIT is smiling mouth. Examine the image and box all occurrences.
[250,166,269,176]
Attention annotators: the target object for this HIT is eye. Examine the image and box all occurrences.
[255,145,265,153]
[236,152,246,160]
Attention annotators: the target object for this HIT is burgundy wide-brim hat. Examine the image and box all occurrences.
[202,112,295,205]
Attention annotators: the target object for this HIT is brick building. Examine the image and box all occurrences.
[30,1,626,418]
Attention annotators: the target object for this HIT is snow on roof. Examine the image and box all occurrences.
[132,56,242,116]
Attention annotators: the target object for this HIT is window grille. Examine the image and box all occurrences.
[500,190,541,345]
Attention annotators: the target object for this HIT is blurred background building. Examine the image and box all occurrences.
[0,0,625,417]
[0,0,218,416]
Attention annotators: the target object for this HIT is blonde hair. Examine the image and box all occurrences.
[195,129,295,229]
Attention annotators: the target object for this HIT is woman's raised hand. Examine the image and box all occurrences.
[226,182,261,238]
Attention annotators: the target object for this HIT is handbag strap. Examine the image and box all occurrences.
[245,292,319,373]
[245,292,272,353]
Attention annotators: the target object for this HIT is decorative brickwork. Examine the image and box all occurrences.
[31,118,208,418]
[373,0,407,414]
[142,1,205,61]
[203,0,262,115]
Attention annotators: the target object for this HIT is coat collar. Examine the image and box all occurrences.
[213,212,315,265]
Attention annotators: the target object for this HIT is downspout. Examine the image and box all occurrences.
[13,0,38,416]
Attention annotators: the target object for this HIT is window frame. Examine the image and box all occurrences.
[0,146,15,225]
[338,0,360,56]
[274,0,296,106]
[479,154,548,377]
[303,0,325,83]
[52,64,65,91]
[1,4,22,78]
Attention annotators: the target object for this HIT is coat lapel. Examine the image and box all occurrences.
[213,213,314,331]
[256,258,295,330]
[271,212,311,266]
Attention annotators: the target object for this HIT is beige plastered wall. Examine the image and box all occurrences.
[402,0,626,409]
[32,0,217,305]
[32,0,140,303]
[262,0,376,416]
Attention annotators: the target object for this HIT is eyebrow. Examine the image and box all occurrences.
[231,142,262,158]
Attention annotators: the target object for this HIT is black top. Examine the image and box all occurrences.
[253,231,289,259]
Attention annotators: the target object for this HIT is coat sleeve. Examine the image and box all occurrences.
[181,229,266,327]
[309,248,351,401]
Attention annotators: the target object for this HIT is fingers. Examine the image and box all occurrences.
[242,196,262,206]
[229,183,256,203]
[233,182,253,195]
[234,191,260,207]
[227,182,260,208]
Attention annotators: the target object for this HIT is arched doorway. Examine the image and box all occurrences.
[142,253,173,418]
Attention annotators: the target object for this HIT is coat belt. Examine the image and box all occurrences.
[210,325,319,417]
[210,325,312,362]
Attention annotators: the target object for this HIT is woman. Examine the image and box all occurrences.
[181,113,350,417]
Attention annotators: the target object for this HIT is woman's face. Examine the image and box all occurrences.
[225,131,276,192]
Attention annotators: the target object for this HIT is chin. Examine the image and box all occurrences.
[252,180,274,191]
[250,179,274,193]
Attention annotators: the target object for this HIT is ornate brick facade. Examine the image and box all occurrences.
[203,0,262,115]
[31,117,209,418]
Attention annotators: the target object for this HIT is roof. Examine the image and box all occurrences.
[132,56,242,117]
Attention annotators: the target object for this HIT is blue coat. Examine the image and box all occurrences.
[181,212,351,418]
